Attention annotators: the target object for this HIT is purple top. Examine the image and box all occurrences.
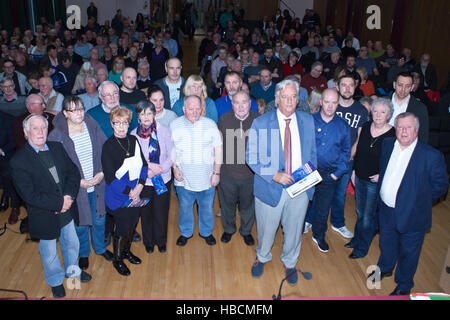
[131,121,174,186]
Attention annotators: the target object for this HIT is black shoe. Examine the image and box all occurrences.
[221,232,233,243]
[242,234,255,246]
[78,257,89,270]
[124,248,141,264]
[100,250,113,261]
[344,241,354,248]
[113,260,131,276]
[51,284,66,298]
[132,230,141,242]
[176,235,191,246]
[200,234,216,246]
[390,286,410,296]
[368,270,393,282]
[0,193,9,212]
[146,245,154,254]
[113,236,131,276]
[157,245,166,253]
[312,237,329,253]
[80,271,92,283]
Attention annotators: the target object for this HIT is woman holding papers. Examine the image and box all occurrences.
[348,98,395,259]
[101,105,148,276]
[131,100,175,255]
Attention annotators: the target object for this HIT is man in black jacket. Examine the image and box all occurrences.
[10,114,91,298]
[413,53,438,91]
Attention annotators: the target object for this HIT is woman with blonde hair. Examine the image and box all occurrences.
[307,88,322,113]
[108,56,125,86]
[72,61,95,94]
[356,66,376,97]
[171,75,219,122]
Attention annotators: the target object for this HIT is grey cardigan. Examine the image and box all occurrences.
[48,112,107,226]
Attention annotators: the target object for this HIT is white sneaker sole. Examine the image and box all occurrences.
[331,226,353,239]
[312,237,329,253]
[303,223,312,234]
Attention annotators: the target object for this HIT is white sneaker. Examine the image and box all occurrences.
[331,225,354,238]
[303,222,312,234]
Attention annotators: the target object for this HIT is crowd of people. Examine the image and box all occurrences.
[0,2,449,299]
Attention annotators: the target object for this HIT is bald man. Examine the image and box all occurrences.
[119,67,147,107]
[305,88,351,253]
[13,94,55,150]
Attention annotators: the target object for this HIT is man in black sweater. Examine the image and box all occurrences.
[217,90,258,246]
[119,67,147,109]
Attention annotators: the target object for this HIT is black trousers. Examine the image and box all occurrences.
[217,171,255,236]
[139,180,172,247]
[109,206,141,237]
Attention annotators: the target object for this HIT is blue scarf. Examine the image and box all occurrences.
[137,121,167,195]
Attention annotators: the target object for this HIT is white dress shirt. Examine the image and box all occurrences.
[277,109,302,173]
[389,94,410,126]
[380,138,418,207]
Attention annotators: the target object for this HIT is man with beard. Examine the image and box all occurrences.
[327,74,369,240]
[214,71,259,119]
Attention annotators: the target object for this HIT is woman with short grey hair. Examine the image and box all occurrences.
[349,97,396,259]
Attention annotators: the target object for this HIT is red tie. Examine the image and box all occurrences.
[284,119,292,175]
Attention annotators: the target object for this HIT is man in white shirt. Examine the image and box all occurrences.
[170,95,223,247]
[372,112,448,295]
[390,72,428,143]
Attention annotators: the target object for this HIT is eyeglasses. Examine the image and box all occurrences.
[112,121,129,127]
[1,84,14,89]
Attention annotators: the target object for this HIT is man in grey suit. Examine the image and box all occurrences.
[246,79,317,285]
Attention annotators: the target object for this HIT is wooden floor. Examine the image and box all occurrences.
[0,36,449,299]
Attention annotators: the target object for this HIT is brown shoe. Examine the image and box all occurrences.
[8,208,20,225]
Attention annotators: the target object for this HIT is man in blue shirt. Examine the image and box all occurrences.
[308,89,351,253]
[215,71,258,119]
[250,67,276,103]
[331,74,369,238]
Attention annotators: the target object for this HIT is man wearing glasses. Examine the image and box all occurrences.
[301,61,328,94]
[0,77,26,117]
[87,80,138,138]
[0,59,31,96]
[13,94,55,150]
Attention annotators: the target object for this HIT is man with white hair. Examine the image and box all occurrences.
[371,112,447,295]
[170,95,223,247]
[87,80,138,138]
[217,91,258,246]
[38,76,64,113]
[10,114,92,298]
[78,76,100,111]
[246,78,317,285]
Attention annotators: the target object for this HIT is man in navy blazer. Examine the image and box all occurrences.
[246,79,317,285]
[373,112,448,295]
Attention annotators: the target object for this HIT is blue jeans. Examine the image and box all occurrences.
[330,160,353,228]
[312,170,338,241]
[351,176,378,257]
[38,220,82,287]
[176,186,215,237]
[75,192,107,258]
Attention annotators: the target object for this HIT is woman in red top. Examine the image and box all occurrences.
[357,67,376,97]
[282,51,304,77]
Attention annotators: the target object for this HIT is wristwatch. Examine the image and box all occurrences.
[213,172,220,176]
